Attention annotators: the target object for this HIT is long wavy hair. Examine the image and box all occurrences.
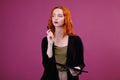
[48,6,75,37]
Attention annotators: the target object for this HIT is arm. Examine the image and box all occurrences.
[75,36,85,73]
[69,36,85,76]
[41,29,55,69]
[41,37,55,69]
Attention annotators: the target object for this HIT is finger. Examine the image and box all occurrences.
[46,29,51,34]
[69,68,73,73]
[49,32,54,37]
[74,66,80,70]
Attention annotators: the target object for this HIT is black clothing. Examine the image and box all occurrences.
[41,36,85,80]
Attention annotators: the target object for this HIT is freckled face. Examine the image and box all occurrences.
[52,8,65,27]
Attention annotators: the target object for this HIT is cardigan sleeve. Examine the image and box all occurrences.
[75,36,85,74]
[41,37,55,69]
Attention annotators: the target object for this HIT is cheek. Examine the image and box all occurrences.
[60,18,64,24]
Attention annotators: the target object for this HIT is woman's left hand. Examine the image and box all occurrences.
[69,66,81,76]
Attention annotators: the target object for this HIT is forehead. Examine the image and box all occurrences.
[52,8,63,14]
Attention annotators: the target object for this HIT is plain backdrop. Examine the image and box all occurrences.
[1,0,120,80]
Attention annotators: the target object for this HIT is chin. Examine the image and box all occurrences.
[54,24,63,27]
[54,25,60,27]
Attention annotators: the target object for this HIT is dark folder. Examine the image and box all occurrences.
[56,63,88,73]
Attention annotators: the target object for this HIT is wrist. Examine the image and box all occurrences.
[48,42,53,47]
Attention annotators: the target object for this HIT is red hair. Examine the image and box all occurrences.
[48,6,75,37]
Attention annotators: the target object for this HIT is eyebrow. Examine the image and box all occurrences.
[52,13,64,15]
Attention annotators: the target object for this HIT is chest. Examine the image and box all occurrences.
[54,36,68,47]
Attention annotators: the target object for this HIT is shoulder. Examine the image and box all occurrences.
[69,35,83,46]
[42,36,47,44]
[69,35,82,41]
[42,36,47,41]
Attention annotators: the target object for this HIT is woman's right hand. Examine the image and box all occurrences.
[46,29,54,45]
[46,29,54,58]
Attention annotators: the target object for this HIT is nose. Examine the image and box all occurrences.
[55,17,58,20]
[53,15,58,20]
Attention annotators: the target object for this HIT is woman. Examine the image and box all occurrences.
[41,6,85,80]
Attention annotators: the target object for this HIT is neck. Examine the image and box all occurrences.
[55,27,64,38]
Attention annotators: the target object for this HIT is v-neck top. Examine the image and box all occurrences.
[54,45,68,71]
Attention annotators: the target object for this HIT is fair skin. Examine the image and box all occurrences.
[46,8,80,76]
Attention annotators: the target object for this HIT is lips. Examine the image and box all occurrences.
[54,21,58,24]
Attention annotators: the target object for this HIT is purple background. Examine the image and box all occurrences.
[1,0,120,80]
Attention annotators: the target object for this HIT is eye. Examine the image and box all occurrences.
[58,14,64,17]
[52,13,56,17]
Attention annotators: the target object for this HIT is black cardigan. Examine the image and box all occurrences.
[41,36,85,80]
